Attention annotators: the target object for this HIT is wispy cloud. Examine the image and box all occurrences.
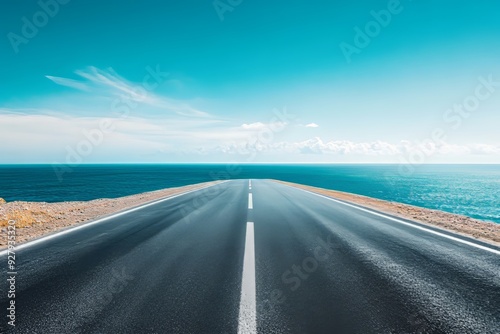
[46,66,210,117]
[46,76,91,92]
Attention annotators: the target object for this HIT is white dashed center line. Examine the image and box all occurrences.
[238,222,257,334]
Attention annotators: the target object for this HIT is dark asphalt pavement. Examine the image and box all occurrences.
[1,179,499,333]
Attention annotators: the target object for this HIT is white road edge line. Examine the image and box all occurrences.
[248,193,253,209]
[238,222,257,334]
[294,187,500,256]
[0,181,228,257]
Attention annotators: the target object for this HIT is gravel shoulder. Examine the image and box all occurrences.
[0,181,221,250]
[275,180,500,247]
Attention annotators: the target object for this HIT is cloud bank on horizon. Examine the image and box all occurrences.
[1,0,499,163]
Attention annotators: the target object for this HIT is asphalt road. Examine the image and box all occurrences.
[1,179,499,334]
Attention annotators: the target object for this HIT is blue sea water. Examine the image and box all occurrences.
[0,164,499,223]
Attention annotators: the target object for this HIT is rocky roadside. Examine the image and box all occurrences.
[0,181,222,249]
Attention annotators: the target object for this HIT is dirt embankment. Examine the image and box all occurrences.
[0,181,221,249]
[274,180,500,246]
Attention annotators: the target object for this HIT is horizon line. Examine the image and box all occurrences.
[1,162,500,166]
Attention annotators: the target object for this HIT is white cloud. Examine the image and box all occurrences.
[241,121,287,131]
[241,122,266,130]
[206,137,500,158]
[305,123,319,128]
[470,144,500,155]
[0,111,255,162]
[46,67,209,117]
[1,109,499,163]
[46,76,90,92]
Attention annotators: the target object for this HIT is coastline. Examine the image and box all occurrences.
[1,179,499,250]
[275,180,500,247]
[0,181,221,249]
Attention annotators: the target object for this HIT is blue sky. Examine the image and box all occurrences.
[1,0,500,163]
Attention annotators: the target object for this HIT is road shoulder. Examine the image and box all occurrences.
[0,181,222,250]
[274,179,500,247]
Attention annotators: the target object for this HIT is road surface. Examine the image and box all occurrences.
[1,179,499,333]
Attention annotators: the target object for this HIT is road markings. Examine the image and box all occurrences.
[0,181,227,257]
[249,179,252,189]
[294,187,500,256]
[238,222,257,334]
[248,193,253,209]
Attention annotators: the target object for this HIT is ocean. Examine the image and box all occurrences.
[0,164,499,223]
